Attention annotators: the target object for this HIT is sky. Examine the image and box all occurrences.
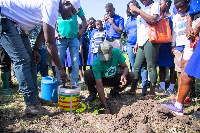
[78,0,174,23]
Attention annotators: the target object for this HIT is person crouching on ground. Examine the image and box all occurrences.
[84,42,134,114]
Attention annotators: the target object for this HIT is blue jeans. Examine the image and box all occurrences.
[0,18,38,105]
[37,47,47,77]
[127,46,148,90]
[56,38,79,84]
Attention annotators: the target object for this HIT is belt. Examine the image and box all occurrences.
[106,38,121,42]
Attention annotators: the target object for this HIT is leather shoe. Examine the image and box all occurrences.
[85,94,96,102]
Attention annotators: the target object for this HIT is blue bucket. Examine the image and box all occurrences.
[41,76,58,102]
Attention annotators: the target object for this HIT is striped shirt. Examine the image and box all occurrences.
[91,30,106,54]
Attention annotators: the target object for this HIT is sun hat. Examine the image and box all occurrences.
[98,42,113,61]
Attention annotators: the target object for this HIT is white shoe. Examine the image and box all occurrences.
[81,78,85,84]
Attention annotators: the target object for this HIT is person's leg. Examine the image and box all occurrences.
[159,67,166,83]
[1,19,37,105]
[68,67,72,74]
[166,66,176,93]
[55,39,68,84]
[84,70,97,101]
[181,60,195,99]
[52,66,56,78]
[169,66,176,84]
[79,65,85,83]
[140,63,148,95]
[131,46,146,91]
[144,41,160,95]
[84,70,96,94]
[38,47,47,77]
[157,66,166,92]
[177,72,194,104]
[126,46,135,72]
[68,38,79,85]
[0,44,12,95]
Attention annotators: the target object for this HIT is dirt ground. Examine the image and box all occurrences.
[0,85,200,132]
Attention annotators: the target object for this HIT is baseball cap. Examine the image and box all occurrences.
[68,0,80,12]
[98,42,113,61]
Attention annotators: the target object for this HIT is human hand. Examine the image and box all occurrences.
[33,49,41,64]
[55,32,61,40]
[58,69,67,84]
[191,27,200,37]
[186,26,195,40]
[133,44,138,54]
[129,3,139,13]
[108,16,114,24]
[120,75,127,88]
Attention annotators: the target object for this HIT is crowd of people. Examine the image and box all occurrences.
[0,0,200,119]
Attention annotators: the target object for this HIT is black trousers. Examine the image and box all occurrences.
[84,69,134,94]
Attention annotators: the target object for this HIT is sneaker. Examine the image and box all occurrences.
[165,89,173,96]
[72,82,79,86]
[110,91,125,101]
[81,78,85,84]
[38,97,54,106]
[25,103,54,116]
[155,86,165,93]
[85,94,96,102]
[183,96,192,106]
[162,103,183,116]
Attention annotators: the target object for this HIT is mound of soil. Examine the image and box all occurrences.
[1,93,199,133]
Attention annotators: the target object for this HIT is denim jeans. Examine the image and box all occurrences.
[0,18,38,105]
[56,38,79,84]
[127,46,148,90]
[37,47,47,77]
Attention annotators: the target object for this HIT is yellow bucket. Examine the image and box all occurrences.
[58,85,81,113]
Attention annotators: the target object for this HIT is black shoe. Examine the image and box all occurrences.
[85,94,96,102]
[25,103,55,117]
[38,97,54,106]
[110,91,124,101]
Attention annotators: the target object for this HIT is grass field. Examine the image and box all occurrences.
[0,54,199,132]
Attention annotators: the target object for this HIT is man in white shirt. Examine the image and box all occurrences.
[0,0,80,116]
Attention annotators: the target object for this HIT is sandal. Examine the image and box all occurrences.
[140,95,155,100]
[121,89,136,96]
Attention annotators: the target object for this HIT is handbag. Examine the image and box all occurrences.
[147,4,172,44]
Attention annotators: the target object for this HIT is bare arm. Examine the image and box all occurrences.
[119,62,129,87]
[42,22,67,84]
[78,15,87,40]
[129,4,159,23]
[95,79,110,114]
[108,16,123,35]
[186,15,194,40]
[33,29,45,64]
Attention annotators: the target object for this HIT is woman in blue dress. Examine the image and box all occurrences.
[156,0,177,95]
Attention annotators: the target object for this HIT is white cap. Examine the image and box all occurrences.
[68,0,80,12]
